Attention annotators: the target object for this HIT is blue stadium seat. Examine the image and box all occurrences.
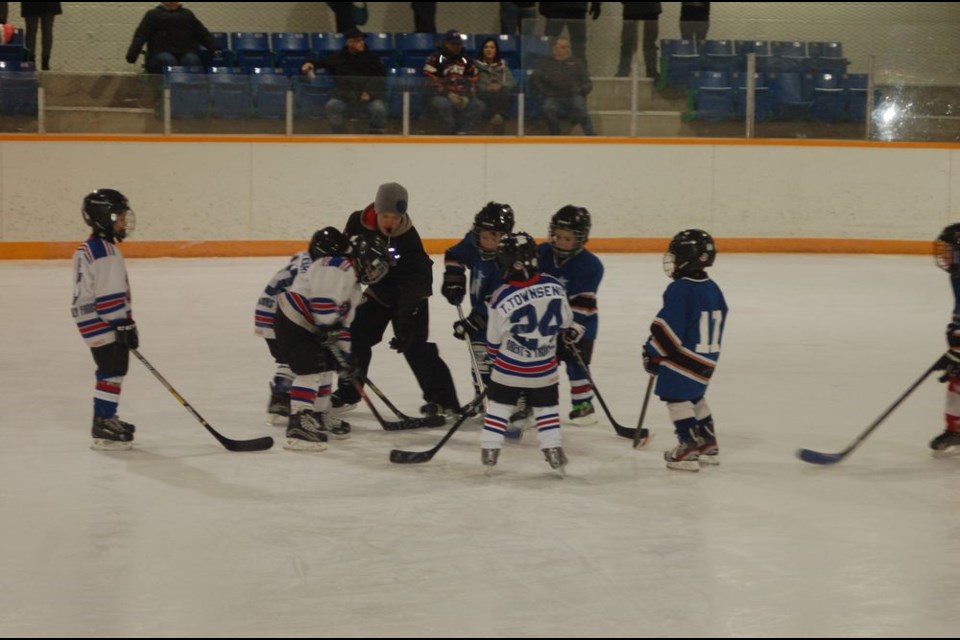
[208,67,251,118]
[702,40,737,73]
[200,32,232,67]
[272,32,311,76]
[251,68,290,118]
[294,71,334,119]
[771,41,808,72]
[734,40,772,72]
[312,32,346,63]
[163,66,208,118]
[231,32,272,72]
[808,41,848,74]
[0,66,37,116]
[661,39,700,88]
[365,32,396,69]
[731,71,772,120]
[396,32,436,69]
[770,72,813,119]
[844,73,869,122]
[810,72,844,122]
[690,70,733,121]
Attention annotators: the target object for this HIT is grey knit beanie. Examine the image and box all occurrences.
[374,182,409,216]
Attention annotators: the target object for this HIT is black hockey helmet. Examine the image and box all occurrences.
[935,223,960,276]
[664,229,716,279]
[82,188,134,242]
[496,231,539,283]
[472,202,515,260]
[549,205,591,259]
[309,227,348,260]
[348,234,393,285]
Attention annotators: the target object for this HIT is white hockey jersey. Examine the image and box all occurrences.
[254,251,312,340]
[486,274,574,389]
[277,256,362,355]
[71,236,131,348]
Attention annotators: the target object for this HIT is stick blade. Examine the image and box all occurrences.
[632,428,653,449]
[219,435,275,452]
[382,415,447,431]
[389,448,434,464]
[796,448,844,465]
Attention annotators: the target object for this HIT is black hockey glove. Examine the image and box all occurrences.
[441,267,467,306]
[315,322,343,347]
[339,359,361,383]
[642,350,661,376]
[561,324,585,345]
[113,319,139,350]
[453,311,486,341]
[936,351,960,383]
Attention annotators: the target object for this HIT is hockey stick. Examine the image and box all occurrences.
[632,375,655,449]
[131,349,274,452]
[566,342,642,441]
[327,344,445,431]
[389,388,489,464]
[457,303,487,408]
[796,359,940,465]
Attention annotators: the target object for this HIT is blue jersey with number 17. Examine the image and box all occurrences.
[644,276,728,401]
[486,273,574,389]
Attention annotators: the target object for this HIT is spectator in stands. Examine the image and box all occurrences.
[680,2,710,46]
[500,2,537,37]
[475,37,515,135]
[411,2,436,34]
[539,2,600,66]
[423,30,485,135]
[617,3,661,79]
[21,2,61,71]
[531,36,596,136]
[326,2,357,34]
[125,2,218,75]
[302,27,388,134]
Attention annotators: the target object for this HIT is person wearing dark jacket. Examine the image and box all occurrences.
[500,2,537,36]
[680,2,710,46]
[532,36,596,136]
[423,30,485,135]
[303,27,387,134]
[125,2,218,74]
[332,183,461,417]
[539,2,600,65]
[21,2,61,70]
[617,2,661,78]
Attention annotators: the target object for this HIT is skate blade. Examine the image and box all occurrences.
[570,415,598,426]
[283,438,329,452]
[698,453,720,465]
[931,446,960,458]
[90,439,133,451]
[665,460,700,472]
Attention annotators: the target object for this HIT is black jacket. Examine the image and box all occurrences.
[621,3,661,19]
[532,55,592,98]
[317,46,387,103]
[539,2,598,19]
[125,4,217,63]
[344,205,433,310]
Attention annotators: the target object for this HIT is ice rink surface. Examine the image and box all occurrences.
[2,253,959,638]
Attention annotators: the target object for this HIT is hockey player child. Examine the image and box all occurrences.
[930,223,960,455]
[538,205,604,425]
[254,237,315,426]
[440,202,515,400]
[642,229,728,472]
[482,231,576,474]
[274,228,392,451]
[72,189,139,451]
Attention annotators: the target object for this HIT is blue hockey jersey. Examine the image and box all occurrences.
[538,243,604,340]
[444,232,504,318]
[644,276,728,401]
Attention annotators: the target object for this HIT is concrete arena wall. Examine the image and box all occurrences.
[1,136,958,258]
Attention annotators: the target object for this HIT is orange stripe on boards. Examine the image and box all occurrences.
[1,133,959,150]
[0,238,932,260]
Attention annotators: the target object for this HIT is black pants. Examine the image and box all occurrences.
[274,312,336,375]
[335,296,459,409]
